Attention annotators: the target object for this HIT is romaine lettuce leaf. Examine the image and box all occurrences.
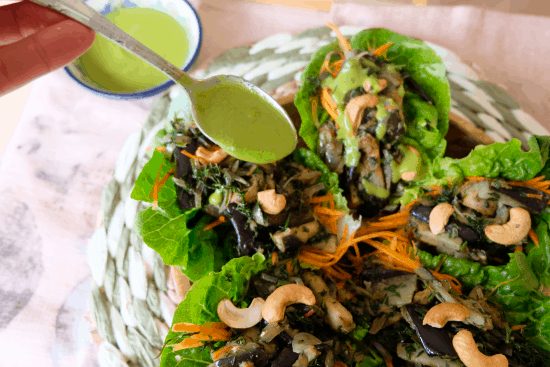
[134,206,201,266]
[160,254,267,367]
[293,147,348,212]
[455,136,550,181]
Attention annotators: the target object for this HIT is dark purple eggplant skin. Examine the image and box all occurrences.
[405,305,457,358]
[493,186,550,214]
[225,204,258,256]
[213,347,269,367]
[410,204,479,243]
[174,139,198,211]
[271,348,300,367]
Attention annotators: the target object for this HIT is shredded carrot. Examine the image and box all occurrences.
[180,149,201,161]
[159,168,175,187]
[204,216,226,231]
[373,42,393,58]
[152,163,163,210]
[511,324,526,333]
[314,206,346,217]
[527,193,543,199]
[326,22,351,52]
[173,338,204,351]
[310,195,333,204]
[272,251,278,265]
[286,261,293,275]
[172,322,231,336]
[514,246,523,253]
[187,333,231,341]
[321,87,340,122]
[304,309,315,317]
[212,345,234,361]
[493,257,504,263]
[334,362,348,367]
[529,229,540,247]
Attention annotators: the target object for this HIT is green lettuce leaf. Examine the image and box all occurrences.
[160,254,267,367]
[131,150,177,204]
[418,250,550,352]
[295,42,340,151]
[402,93,447,161]
[350,29,450,137]
[135,206,201,266]
[528,209,550,287]
[293,147,348,212]
[455,136,550,181]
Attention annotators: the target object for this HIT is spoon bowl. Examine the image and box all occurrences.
[31,0,298,163]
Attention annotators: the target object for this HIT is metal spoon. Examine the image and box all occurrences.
[31,0,298,164]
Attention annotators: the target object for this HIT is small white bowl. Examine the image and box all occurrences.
[65,0,202,99]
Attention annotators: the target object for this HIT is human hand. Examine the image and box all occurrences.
[0,0,96,96]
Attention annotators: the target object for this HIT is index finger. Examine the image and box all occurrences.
[0,0,69,45]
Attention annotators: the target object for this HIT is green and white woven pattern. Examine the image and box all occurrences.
[87,26,547,367]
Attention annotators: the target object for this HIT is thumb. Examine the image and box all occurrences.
[0,19,95,94]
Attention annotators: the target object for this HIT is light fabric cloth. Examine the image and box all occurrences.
[0,1,549,366]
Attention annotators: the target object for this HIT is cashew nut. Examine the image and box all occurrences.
[429,203,455,235]
[452,330,508,367]
[345,94,380,131]
[217,297,264,329]
[302,272,356,333]
[423,302,470,328]
[484,207,531,245]
[257,189,287,215]
[401,171,417,181]
[377,78,388,92]
[261,284,316,324]
[196,146,228,165]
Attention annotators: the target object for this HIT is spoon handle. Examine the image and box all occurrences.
[29,0,195,87]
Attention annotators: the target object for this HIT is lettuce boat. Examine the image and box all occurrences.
[295,26,451,217]
[130,111,350,282]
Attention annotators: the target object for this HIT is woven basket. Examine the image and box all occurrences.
[86,26,547,367]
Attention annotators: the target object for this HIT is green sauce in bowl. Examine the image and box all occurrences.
[79,7,188,92]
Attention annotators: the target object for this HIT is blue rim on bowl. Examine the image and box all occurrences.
[64,0,202,100]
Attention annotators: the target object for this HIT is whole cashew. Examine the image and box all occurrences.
[345,94,380,131]
[262,284,316,324]
[257,189,287,215]
[429,203,455,235]
[453,330,508,367]
[401,171,417,182]
[196,146,229,165]
[423,302,470,328]
[217,297,264,329]
[302,272,356,333]
[484,207,531,245]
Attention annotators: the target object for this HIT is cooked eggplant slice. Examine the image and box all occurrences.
[271,348,300,367]
[402,305,457,358]
[174,139,198,211]
[213,346,269,367]
[225,204,258,256]
[493,185,550,214]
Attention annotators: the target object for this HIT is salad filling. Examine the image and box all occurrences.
[163,257,550,367]
[295,26,450,217]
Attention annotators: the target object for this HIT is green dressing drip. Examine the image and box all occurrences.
[362,179,390,199]
[391,146,421,183]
